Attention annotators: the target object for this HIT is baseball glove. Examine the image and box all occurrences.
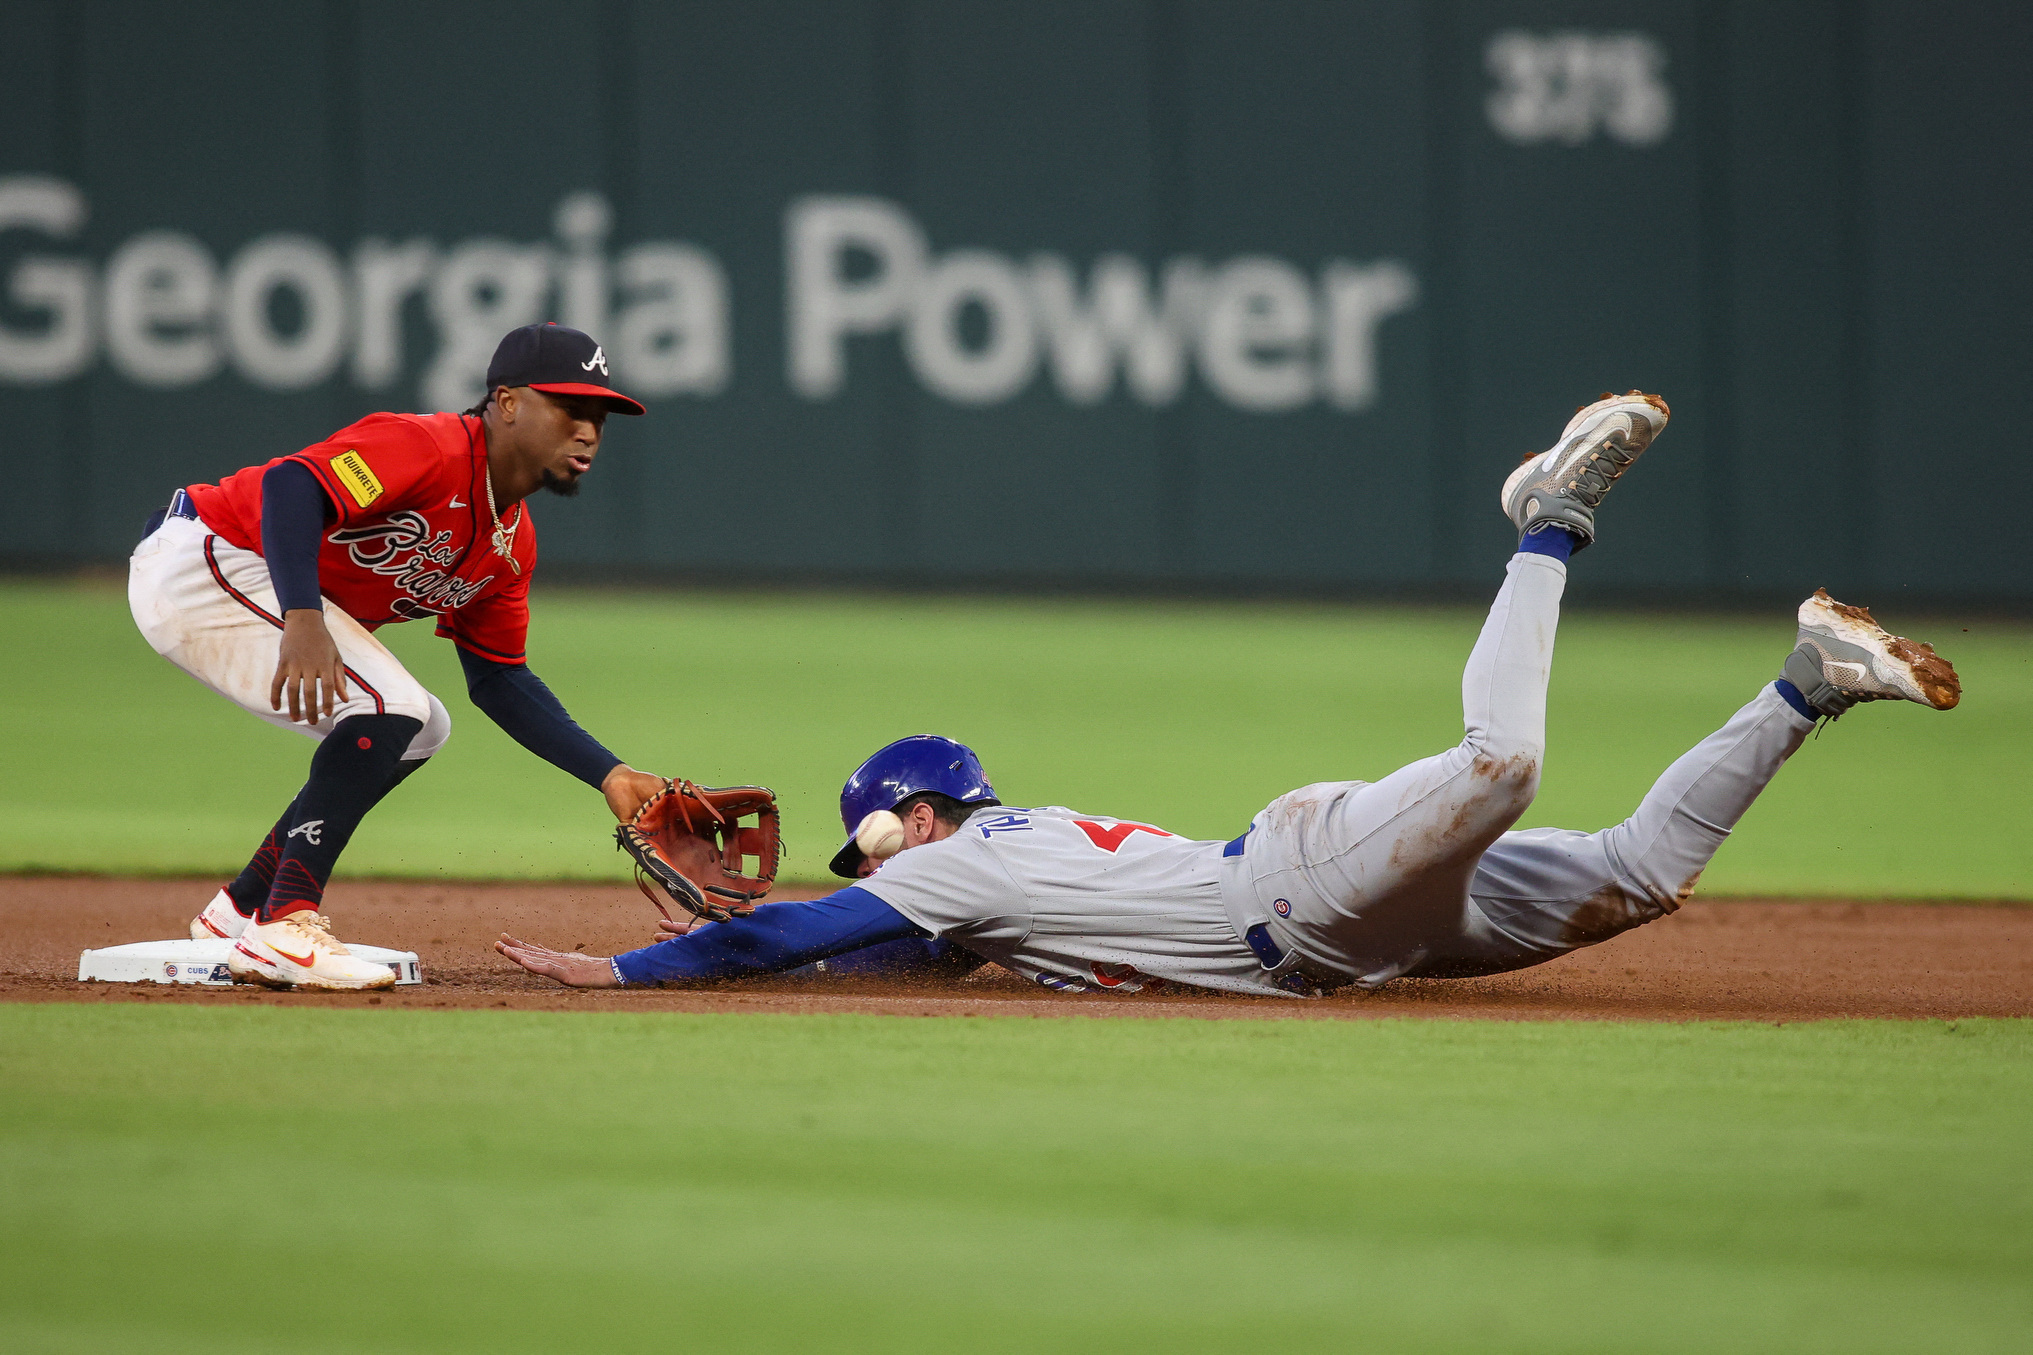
[615,779,781,924]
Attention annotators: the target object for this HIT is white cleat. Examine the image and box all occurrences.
[1785,589,1962,716]
[228,912,397,991]
[189,888,253,941]
[1500,391,1671,546]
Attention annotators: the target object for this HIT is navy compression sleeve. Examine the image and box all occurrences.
[457,646,623,789]
[260,460,331,614]
[792,935,981,979]
[610,886,928,986]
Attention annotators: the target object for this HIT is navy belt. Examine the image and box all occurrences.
[1243,922,1283,967]
[1244,924,1323,995]
[1223,828,1250,857]
[140,488,198,541]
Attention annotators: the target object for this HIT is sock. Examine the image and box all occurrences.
[1517,524,1577,562]
[225,794,300,916]
[230,755,431,916]
[1774,678,1818,722]
[261,713,424,923]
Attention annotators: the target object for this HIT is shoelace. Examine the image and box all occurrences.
[287,912,342,953]
[1561,442,1637,507]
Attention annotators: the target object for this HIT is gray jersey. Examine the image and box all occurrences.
[855,805,1290,998]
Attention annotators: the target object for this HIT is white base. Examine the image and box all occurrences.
[79,938,423,987]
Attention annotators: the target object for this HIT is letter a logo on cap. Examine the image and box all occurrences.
[581,345,609,377]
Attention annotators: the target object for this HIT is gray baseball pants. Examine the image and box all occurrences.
[1227,552,1815,988]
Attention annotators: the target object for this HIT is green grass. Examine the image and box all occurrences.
[0,1005,2026,1354]
[2,575,2028,896]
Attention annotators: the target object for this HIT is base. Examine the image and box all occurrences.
[78,938,424,987]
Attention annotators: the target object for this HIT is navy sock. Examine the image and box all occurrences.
[1517,525,1577,562]
[226,795,299,915]
[261,714,423,922]
[230,754,429,916]
[1774,678,1818,722]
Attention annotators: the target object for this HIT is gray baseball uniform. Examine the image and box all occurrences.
[861,552,1815,996]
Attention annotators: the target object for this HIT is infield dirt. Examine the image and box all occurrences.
[5,875,2027,1020]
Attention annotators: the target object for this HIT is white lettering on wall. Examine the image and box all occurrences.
[614,242,730,397]
[1320,260,1418,411]
[0,176,94,383]
[0,179,1416,415]
[906,249,1038,404]
[1486,31,1674,147]
[1026,254,1202,406]
[786,195,926,399]
[351,238,436,389]
[787,194,1416,413]
[1199,256,1317,412]
[423,240,551,412]
[104,231,220,387]
[222,235,349,390]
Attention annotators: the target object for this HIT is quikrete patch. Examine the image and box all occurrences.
[331,450,384,508]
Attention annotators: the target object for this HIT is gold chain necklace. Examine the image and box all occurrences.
[481,460,523,576]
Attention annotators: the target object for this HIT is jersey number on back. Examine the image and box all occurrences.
[1073,820,1173,852]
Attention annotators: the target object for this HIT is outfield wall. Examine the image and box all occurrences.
[2,1,2028,602]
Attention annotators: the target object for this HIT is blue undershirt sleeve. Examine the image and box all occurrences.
[790,935,982,980]
[610,886,929,986]
[260,460,332,614]
[457,646,623,789]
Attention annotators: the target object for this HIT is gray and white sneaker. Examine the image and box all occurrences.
[1501,391,1671,547]
[1784,588,1962,717]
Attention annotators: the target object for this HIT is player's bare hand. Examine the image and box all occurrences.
[601,764,670,822]
[495,933,622,988]
[655,914,706,938]
[271,610,348,725]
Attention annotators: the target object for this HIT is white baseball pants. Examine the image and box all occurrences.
[1225,552,1814,988]
[128,514,451,759]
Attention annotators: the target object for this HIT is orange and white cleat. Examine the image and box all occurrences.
[228,912,397,990]
[189,888,253,941]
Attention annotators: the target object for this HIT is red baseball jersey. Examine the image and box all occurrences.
[186,411,536,663]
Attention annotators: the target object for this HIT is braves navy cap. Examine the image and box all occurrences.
[484,322,645,415]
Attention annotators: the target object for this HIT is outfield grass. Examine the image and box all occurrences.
[2,576,2027,896]
[0,1005,2026,1354]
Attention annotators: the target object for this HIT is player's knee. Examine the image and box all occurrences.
[1470,746,1541,810]
[402,693,452,760]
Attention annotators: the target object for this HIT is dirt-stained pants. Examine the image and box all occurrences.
[1224,552,1814,988]
[129,514,451,759]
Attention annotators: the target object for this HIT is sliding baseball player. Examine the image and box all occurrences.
[500,391,1960,996]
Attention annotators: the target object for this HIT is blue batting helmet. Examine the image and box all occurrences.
[828,735,997,877]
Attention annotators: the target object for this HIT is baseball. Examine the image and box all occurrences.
[854,809,906,860]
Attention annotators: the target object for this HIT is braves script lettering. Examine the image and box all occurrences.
[329,511,494,616]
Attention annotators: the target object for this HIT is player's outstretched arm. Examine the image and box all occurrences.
[496,934,623,987]
[455,645,640,792]
[500,889,930,989]
[452,649,695,824]
[601,764,668,822]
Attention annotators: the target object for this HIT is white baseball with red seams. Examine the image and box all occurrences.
[853,810,906,860]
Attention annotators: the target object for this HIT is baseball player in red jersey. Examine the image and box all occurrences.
[130,322,672,989]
